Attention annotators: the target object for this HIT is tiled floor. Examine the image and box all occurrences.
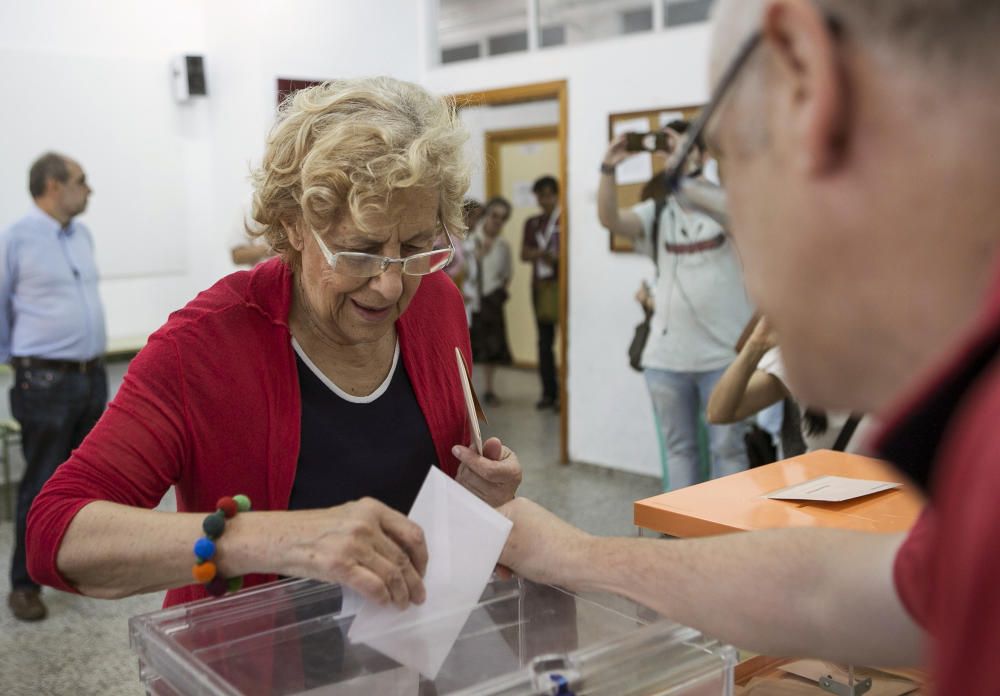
[0,366,660,695]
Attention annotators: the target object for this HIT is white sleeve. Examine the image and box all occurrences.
[757,347,788,385]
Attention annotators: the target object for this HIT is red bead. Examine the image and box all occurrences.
[216,496,238,519]
[206,575,229,597]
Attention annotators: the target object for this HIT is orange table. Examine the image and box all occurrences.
[634,450,925,538]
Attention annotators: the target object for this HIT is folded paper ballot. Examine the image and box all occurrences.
[347,467,513,679]
[764,475,901,503]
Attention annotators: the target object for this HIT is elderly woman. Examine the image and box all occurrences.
[25,77,521,613]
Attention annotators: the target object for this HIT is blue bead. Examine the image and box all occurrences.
[193,537,216,561]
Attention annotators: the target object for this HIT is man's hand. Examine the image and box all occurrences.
[497,497,593,588]
[452,437,523,507]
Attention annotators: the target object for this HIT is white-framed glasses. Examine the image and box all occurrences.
[310,222,456,278]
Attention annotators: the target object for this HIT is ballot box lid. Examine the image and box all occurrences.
[130,576,735,695]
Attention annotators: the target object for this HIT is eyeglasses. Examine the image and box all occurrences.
[662,30,763,229]
[310,223,456,278]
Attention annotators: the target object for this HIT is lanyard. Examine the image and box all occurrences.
[535,207,560,252]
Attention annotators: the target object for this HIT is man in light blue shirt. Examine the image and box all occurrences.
[0,153,107,621]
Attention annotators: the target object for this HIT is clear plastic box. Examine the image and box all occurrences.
[130,576,735,695]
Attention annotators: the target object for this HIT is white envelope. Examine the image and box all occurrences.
[764,475,901,503]
[347,467,513,679]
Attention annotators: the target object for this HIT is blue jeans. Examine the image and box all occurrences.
[9,364,107,590]
[644,367,749,491]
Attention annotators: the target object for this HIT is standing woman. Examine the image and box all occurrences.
[470,197,513,405]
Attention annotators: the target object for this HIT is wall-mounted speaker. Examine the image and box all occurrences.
[172,55,207,102]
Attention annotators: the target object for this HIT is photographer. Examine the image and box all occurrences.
[598,120,753,490]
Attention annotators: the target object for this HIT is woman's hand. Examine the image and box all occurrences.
[452,437,523,507]
[635,282,654,313]
[272,499,428,609]
[748,315,779,353]
[602,133,632,169]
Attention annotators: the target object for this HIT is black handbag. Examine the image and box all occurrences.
[627,197,665,372]
[629,309,653,372]
[744,423,778,468]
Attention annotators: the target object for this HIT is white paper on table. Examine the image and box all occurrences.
[612,117,654,185]
[347,467,513,679]
[764,475,901,503]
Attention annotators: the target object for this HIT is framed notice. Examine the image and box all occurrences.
[606,104,702,252]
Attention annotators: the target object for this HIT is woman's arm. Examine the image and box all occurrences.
[597,135,645,239]
[706,317,788,423]
[57,498,429,608]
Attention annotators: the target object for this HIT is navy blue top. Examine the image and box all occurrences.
[288,342,437,514]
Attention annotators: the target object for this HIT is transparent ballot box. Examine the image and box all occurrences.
[130,576,735,695]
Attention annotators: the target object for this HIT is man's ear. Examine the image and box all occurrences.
[763,0,848,175]
[283,219,304,252]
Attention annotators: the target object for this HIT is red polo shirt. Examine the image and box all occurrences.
[880,262,1000,692]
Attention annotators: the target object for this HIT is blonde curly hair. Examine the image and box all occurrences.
[250,77,470,266]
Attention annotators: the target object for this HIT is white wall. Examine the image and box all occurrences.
[422,25,715,477]
[199,0,424,295]
[0,1,423,343]
[0,0,210,341]
[460,101,560,202]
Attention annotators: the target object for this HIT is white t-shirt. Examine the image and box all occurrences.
[633,197,753,372]
[460,231,511,315]
[757,347,877,454]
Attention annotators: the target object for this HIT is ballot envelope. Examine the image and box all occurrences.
[130,576,735,695]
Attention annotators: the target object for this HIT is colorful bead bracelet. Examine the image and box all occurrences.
[192,494,251,597]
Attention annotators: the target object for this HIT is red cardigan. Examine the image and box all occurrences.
[26,258,472,607]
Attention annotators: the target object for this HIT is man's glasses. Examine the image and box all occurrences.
[662,30,764,229]
[310,223,456,278]
[665,13,843,228]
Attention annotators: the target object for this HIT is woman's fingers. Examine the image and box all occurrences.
[377,504,429,577]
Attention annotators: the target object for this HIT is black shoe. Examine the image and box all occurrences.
[550,398,561,412]
[535,397,556,410]
[484,392,500,406]
[9,588,47,622]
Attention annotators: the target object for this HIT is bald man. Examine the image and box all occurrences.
[1,153,108,621]
[499,0,1000,688]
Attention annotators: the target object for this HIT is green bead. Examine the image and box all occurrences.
[202,510,226,538]
[233,494,251,513]
[227,576,244,593]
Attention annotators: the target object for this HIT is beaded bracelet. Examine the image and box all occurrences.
[192,494,251,597]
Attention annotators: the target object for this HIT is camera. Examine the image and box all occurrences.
[625,132,669,153]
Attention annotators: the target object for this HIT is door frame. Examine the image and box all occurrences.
[484,125,559,369]
[451,80,570,464]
